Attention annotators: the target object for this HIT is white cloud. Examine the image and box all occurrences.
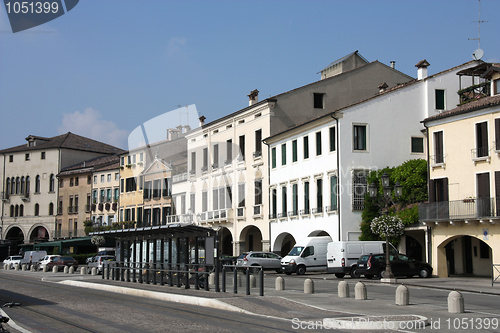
[58,107,129,149]
[166,37,186,56]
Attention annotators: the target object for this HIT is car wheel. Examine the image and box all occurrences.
[378,269,386,279]
[365,274,373,279]
[250,265,260,274]
[335,273,345,278]
[419,267,431,278]
[296,265,306,275]
[350,267,361,279]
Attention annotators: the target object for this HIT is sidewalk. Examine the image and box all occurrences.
[2,268,500,331]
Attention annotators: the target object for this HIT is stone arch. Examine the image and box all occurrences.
[5,226,24,256]
[273,232,296,256]
[239,225,263,253]
[307,230,332,238]
[29,225,50,243]
[218,227,233,257]
[437,235,492,277]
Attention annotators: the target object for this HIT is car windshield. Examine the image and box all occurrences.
[12,256,22,260]
[287,246,304,256]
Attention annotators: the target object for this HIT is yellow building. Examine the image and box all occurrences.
[421,63,500,277]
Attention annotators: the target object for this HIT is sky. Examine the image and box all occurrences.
[0,0,499,151]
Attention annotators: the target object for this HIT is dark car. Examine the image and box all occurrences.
[46,256,79,271]
[355,253,432,279]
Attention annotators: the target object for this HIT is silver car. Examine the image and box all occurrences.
[3,255,22,269]
[236,251,282,273]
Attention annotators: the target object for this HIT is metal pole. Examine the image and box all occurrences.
[184,236,190,289]
[152,238,157,285]
[145,238,150,284]
[259,268,264,296]
[160,238,165,286]
[221,266,226,293]
[246,268,250,295]
[139,238,143,283]
[233,267,237,294]
[168,237,173,287]
[132,238,137,283]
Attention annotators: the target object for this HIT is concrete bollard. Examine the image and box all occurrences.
[448,291,465,313]
[275,276,285,290]
[338,280,350,298]
[63,266,69,274]
[80,267,86,275]
[31,265,36,272]
[14,264,20,271]
[91,267,98,276]
[304,278,314,294]
[237,273,242,287]
[355,282,367,300]
[52,265,58,273]
[249,274,256,288]
[395,284,410,306]
[102,267,107,277]
[69,266,75,274]
[208,272,215,286]
[43,265,48,273]
[22,264,27,271]
[3,264,7,270]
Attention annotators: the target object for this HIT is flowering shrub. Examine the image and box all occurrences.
[370,215,404,238]
[91,235,106,246]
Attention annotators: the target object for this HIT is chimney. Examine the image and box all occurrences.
[415,60,430,80]
[390,61,396,69]
[378,82,388,93]
[248,89,259,106]
[199,116,206,127]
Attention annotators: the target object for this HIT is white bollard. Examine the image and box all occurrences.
[14,264,20,271]
[52,265,58,273]
[209,272,215,286]
[338,281,350,298]
[91,267,98,276]
[21,264,27,271]
[69,266,75,274]
[249,274,256,288]
[63,266,69,274]
[395,284,410,306]
[448,291,465,313]
[80,267,86,274]
[304,278,314,294]
[355,282,367,300]
[275,276,285,290]
[43,265,48,273]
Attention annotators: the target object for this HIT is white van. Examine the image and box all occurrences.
[281,236,332,275]
[20,250,47,266]
[326,241,395,278]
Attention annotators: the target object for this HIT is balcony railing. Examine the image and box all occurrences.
[458,81,490,105]
[419,197,497,222]
[173,173,188,183]
[164,214,193,224]
[54,229,86,239]
[1,192,10,202]
[471,147,490,162]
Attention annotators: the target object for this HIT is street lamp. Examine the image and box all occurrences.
[368,173,402,279]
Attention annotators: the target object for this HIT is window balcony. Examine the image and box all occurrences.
[419,197,498,222]
[164,214,193,224]
[1,192,10,203]
[458,81,490,105]
[299,208,310,216]
[326,205,338,212]
[288,210,298,217]
[236,207,245,219]
[253,204,262,217]
[471,147,490,164]
[430,154,445,170]
[311,207,323,215]
[253,150,262,159]
[269,213,277,220]
[278,212,288,219]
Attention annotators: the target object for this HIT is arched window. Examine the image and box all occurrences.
[35,175,41,193]
[10,177,15,194]
[49,174,55,192]
[16,177,20,194]
[5,179,10,196]
[34,203,40,216]
[10,205,14,217]
[20,177,25,194]
[15,205,19,217]
[25,176,30,196]
[48,202,54,215]
[19,204,24,217]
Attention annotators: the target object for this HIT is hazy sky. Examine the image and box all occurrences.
[1,0,499,150]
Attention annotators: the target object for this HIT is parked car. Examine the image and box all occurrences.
[46,256,79,271]
[236,251,282,273]
[3,256,22,268]
[355,253,432,279]
[38,255,61,270]
[87,255,116,274]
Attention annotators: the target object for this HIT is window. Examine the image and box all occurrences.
[292,183,298,215]
[101,175,105,183]
[433,131,444,164]
[49,174,55,192]
[9,155,13,162]
[25,153,30,161]
[162,178,170,197]
[94,175,97,184]
[352,170,367,211]
[411,137,424,153]
[329,127,336,152]
[132,154,136,164]
[143,181,151,199]
[271,147,276,168]
[435,89,445,110]
[140,153,144,162]
[254,129,262,157]
[238,183,245,207]
[313,93,325,109]
[239,135,245,161]
[202,191,208,212]
[125,177,137,192]
[330,175,338,211]
[316,132,322,156]
[496,119,500,151]
[153,179,161,198]
[48,202,54,215]
[120,156,125,166]
[212,188,219,211]
[35,175,40,193]
[75,177,79,186]
[316,178,323,212]
[476,121,488,158]
[107,189,112,202]
[303,136,309,159]
[41,152,46,159]
[304,181,310,214]
[99,190,105,203]
[271,188,277,218]
[254,179,262,205]
[114,188,119,202]
[353,124,367,151]
[213,144,219,168]
[120,179,124,193]
[226,139,232,163]
[494,79,500,95]
[281,186,287,215]
[115,173,119,181]
[107,174,111,182]
[225,185,232,208]
[34,203,40,216]
[281,143,286,165]
[292,140,297,162]
[202,148,208,171]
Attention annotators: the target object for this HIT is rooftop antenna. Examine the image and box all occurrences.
[469,0,487,60]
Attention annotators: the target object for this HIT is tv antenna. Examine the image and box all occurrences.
[469,0,487,60]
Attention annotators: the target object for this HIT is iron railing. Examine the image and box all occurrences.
[419,198,497,221]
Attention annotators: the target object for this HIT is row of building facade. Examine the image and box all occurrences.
[1,51,499,277]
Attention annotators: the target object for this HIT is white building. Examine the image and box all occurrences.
[265,59,480,258]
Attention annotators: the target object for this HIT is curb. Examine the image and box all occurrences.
[59,280,252,314]
[323,314,428,330]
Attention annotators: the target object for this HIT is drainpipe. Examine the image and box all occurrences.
[262,137,272,252]
[423,122,432,265]
[1,153,4,241]
[330,113,341,241]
